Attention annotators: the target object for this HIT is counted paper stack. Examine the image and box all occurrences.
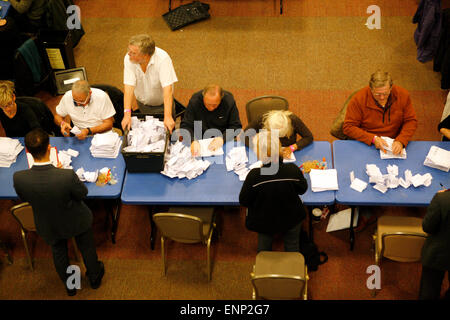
[310,169,339,192]
[90,131,121,158]
[0,137,24,167]
[226,146,250,181]
[423,146,450,172]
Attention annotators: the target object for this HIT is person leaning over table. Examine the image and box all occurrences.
[244,109,313,159]
[179,84,242,156]
[419,188,450,300]
[343,70,418,155]
[0,80,42,137]
[13,128,105,297]
[121,34,178,133]
[54,80,115,140]
[438,114,450,141]
[342,70,418,232]
[239,131,308,252]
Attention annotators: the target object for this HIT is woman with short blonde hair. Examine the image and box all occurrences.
[245,109,313,159]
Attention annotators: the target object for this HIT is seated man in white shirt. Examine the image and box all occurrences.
[54,80,116,140]
[122,34,178,133]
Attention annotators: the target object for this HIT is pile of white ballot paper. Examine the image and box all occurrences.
[360,163,432,193]
[0,137,24,167]
[379,136,407,159]
[161,141,210,179]
[423,145,450,172]
[310,169,339,192]
[123,116,166,153]
[226,146,250,181]
[90,131,121,158]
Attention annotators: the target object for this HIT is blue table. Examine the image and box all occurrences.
[0,137,126,243]
[121,140,334,248]
[333,140,450,250]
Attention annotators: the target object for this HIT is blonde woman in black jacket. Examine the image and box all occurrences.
[239,130,308,252]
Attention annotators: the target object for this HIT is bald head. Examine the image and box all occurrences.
[202,85,223,112]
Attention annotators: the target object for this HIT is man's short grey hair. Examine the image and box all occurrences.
[129,34,156,56]
[369,70,393,89]
[252,130,282,164]
[72,80,90,95]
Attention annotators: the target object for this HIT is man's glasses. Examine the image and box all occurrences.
[73,93,90,106]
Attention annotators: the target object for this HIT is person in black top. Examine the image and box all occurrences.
[438,114,450,141]
[0,80,41,137]
[179,85,242,156]
[239,131,308,252]
[245,110,314,159]
[419,189,450,299]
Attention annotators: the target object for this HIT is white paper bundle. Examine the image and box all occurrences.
[310,169,339,192]
[198,138,224,157]
[0,137,24,167]
[379,136,407,159]
[90,131,121,158]
[326,208,359,232]
[423,146,450,172]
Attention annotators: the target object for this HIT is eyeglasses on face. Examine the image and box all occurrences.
[73,93,90,106]
[0,101,14,110]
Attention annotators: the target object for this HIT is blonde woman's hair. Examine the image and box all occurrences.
[129,34,156,56]
[369,70,393,89]
[262,110,293,138]
[252,130,282,164]
[0,80,15,107]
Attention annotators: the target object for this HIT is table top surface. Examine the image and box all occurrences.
[333,140,450,206]
[0,137,126,199]
[121,141,334,206]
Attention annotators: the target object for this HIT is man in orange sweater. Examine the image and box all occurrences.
[343,71,418,232]
[343,71,418,155]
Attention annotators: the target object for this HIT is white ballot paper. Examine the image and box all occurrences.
[379,136,407,159]
[423,145,450,172]
[0,137,24,167]
[310,169,339,192]
[326,208,359,232]
[283,152,296,163]
[197,138,224,157]
[70,126,82,135]
[349,171,368,192]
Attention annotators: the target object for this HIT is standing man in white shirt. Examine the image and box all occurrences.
[54,80,116,140]
[122,34,178,133]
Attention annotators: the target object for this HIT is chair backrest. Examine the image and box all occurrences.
[91,84,124,130]
[153,213,204,244]
[251,275,306,299]
[245,95,288,124]
[330,90,359,140]
[10,203,36,232]
[381,232,427,262]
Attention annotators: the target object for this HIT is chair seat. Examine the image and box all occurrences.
[254,251,305,278]
[168,207,214,238]
[376,216,426,262]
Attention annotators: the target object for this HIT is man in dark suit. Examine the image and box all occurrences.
[419,189,450,299]
[13,128,104,296]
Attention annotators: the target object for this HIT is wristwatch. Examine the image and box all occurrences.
[87,128,92,135]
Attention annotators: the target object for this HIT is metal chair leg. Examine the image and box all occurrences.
[21,229,33,271]
[161,236,166,276]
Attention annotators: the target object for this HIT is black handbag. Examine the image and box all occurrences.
[299,227,328,271]
[163,1,210,31]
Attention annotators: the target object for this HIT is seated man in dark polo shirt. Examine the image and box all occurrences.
[180,85,242,156]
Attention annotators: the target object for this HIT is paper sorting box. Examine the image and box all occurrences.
[121,113,169,173]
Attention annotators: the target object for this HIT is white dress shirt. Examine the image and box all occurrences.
[56,88,116,129]
[123,47,178,106]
